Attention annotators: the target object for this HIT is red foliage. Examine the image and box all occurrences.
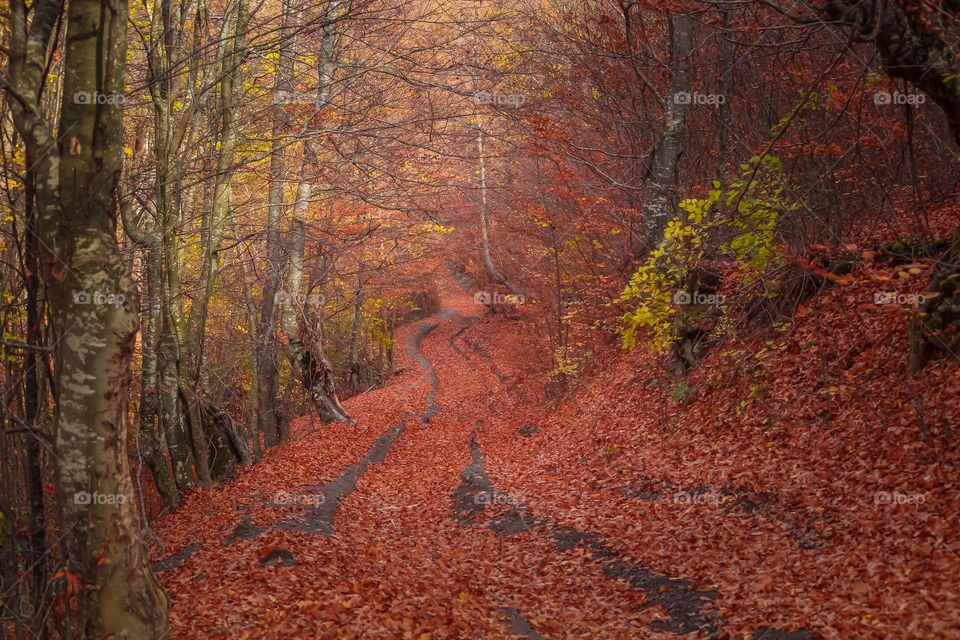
[152,245,958,638]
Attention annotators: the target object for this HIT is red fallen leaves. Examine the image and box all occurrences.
[150,235,958,639]
[479,264,959,635]
[151,285,667,638]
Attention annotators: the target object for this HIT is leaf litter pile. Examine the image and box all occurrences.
[150,268,959,639]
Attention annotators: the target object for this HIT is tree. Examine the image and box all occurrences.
[794,0,960,145]
[3,0,169,635]
[641,11,693,249]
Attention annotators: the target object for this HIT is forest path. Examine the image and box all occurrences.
[148,278,807,639]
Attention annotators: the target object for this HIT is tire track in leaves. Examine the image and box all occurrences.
[408,320,442,423]
[415,312,545,638]
[217,320,442,545]
[271,422,408,536]
[454,433,815,639]
[331,309,546,639]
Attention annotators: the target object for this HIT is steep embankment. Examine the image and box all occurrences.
[480,257,960,638]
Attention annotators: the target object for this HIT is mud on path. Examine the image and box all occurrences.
[149,282,810,639]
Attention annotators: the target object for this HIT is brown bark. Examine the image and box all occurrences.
[819,1,960,145]
[4,0,170,634]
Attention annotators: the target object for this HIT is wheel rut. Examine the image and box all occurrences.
[222,319,442,543]
[453,433,816,639]
[155,295,818,639]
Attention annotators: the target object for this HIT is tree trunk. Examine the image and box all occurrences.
[22,144,50,620]
[909,226,960,372]
[641,11,693,249]
[281,178,310,342]
[181,0,248,483]
[5,0,171,633]
[235,235,263,461]
[348,266,365,387]
[256,0,295,447]
[121,193,181,509]
[821,1,960,145]
[477,127,522,296]
[142,0,213,492]
[278,0,352,426]
[301,314,352,423]
[124,203,180,510]
[716,8,735,179]
[158,301,195,491]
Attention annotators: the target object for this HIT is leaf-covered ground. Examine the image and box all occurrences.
[150,266,958,639]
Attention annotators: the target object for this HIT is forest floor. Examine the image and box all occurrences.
[148,269,959,639]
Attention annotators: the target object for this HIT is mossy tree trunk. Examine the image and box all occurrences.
[4,0,170,635]
[909,226,960,373]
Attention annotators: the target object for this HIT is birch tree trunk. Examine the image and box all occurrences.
[477,127,522,296]
[641,12,693,249]
[279,0,352,425]
[4,0,170,634]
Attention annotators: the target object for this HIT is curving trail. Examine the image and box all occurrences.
[149,278,809,639]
